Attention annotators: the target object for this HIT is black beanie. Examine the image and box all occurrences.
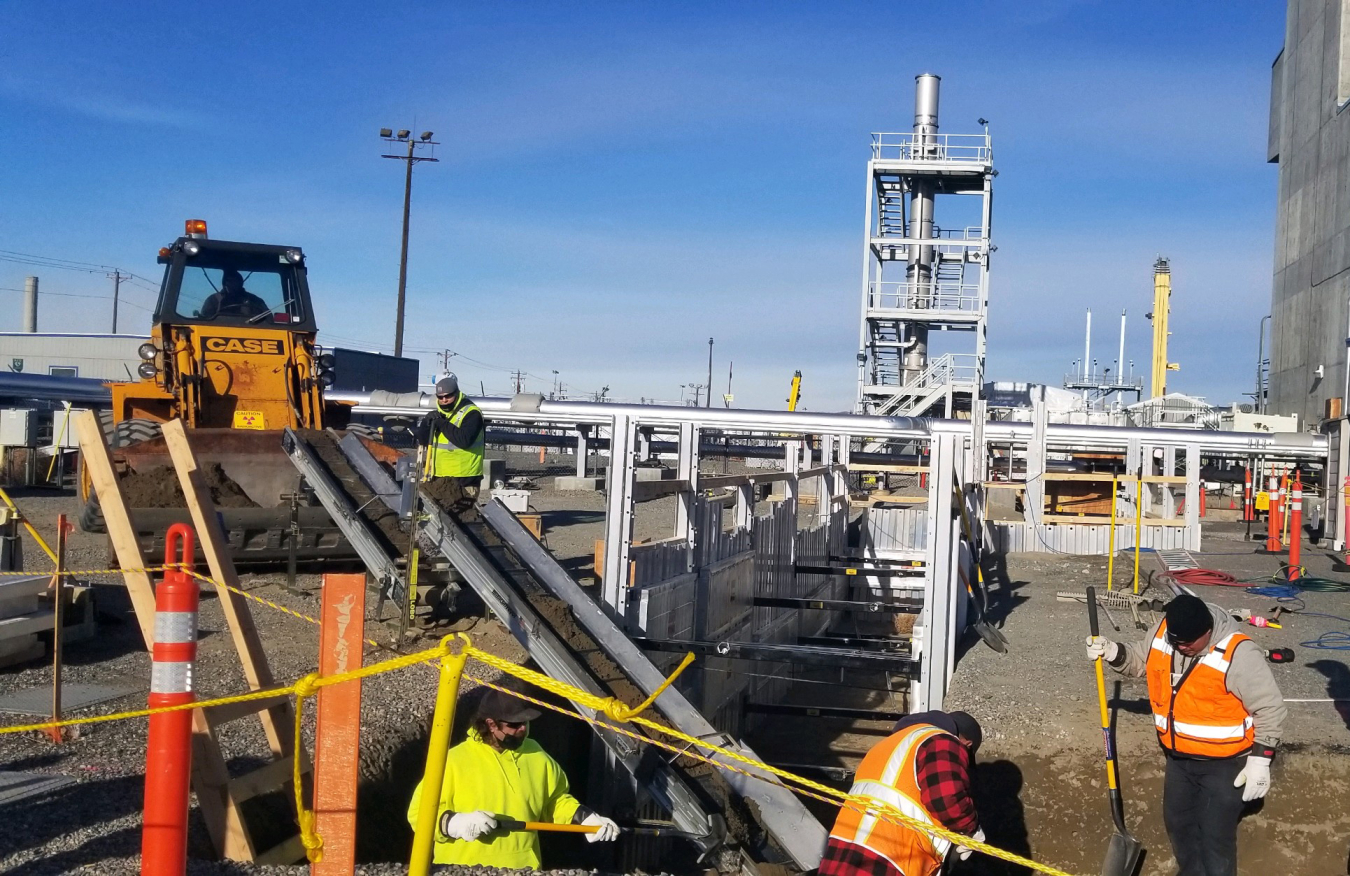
[950,711,982,754]
[1166,595,1213,642]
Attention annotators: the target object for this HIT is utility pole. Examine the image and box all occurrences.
[380,128,439,358]
[511,370,524,393]
[706,337,714,408]
[109,270,123,333]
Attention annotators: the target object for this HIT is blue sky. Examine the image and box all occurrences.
[0,1,1286,410]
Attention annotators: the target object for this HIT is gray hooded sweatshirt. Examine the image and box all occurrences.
[1108,601,1286,752]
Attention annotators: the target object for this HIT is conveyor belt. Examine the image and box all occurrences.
[287,432,727,861]
[332,433,828,870]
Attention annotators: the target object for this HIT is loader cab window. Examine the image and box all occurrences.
[174,260,304,326]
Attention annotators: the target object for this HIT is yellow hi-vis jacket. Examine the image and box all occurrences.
[430,396,484,479]
[406,729,583,868]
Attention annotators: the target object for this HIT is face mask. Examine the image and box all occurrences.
[498,731,525,751]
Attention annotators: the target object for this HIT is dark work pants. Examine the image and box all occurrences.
[1162,754,1246,876]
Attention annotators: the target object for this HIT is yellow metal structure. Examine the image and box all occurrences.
[786,370,802,411]
[1148,257,1180,398]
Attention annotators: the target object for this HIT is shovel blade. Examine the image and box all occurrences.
[1101,830,1145,876]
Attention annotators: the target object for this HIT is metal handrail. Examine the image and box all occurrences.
[870,132,992,163]
[868,281,981,313]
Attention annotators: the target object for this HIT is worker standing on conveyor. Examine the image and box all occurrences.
[819,709,985,876]
[406,687,619,868]
[1087,594,1286,876]
[415,373,485,511]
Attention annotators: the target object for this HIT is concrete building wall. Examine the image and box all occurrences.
[1268,0,1350,425]
[0,333,148,381]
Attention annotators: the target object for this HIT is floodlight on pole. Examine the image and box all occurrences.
[380,127,440,358]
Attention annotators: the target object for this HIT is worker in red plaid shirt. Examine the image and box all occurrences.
[820,710,984,876]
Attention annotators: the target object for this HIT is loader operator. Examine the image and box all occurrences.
[819,709,985,876]
[415,373,485,511]
[199,269,268,320]
[406,686,619,868]
[1087,594,1285,876]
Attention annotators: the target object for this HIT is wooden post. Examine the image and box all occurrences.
[312,573,367,876]
[46,515,69,743]
[160,418,289,756]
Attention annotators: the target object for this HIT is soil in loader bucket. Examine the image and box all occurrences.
[117,462,257,509]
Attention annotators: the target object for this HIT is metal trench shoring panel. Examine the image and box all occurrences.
[331,435,717,848]
[478,500,830,871]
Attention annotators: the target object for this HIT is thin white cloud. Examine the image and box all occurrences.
[0,74,209,129]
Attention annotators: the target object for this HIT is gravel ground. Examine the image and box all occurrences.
[941,522,1350,876]
[0,483,637,875]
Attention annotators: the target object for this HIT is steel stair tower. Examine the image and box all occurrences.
[855,74,994,418]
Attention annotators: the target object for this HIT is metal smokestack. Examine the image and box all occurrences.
[913,73,941,139]
[904,74,941,385]
[22,276,38,333]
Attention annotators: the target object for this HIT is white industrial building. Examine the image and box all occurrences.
[0,333,148,382]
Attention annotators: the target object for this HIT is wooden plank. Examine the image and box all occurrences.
[633,478,690,502]
[228,757,296,804]
[160,419,292,759]
[1041,472,1118,482]
[847,463,929,474]
[203,692,292,726]
[982,481,1025,489]
[1141,475,1188,484]
[73,410,158,647]
[1040,514,1129,525]
[312,572,366,876]
[191,716,256,860]
[75,411,246,858]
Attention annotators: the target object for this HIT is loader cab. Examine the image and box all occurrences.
[154,230,317,333]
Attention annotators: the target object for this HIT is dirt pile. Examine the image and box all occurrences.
[119,463,256,508]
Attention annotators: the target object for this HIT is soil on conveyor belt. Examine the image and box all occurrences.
[299,429,409,553]
[418,486,772,861]
[119,462,257,508]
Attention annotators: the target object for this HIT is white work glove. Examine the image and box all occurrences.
[1233,755,1271,802]
[581,812,620,843]
[955,827,985,861]
[440,809,498,841]
[1085,635,1118,663]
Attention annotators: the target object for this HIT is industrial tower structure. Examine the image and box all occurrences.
[855,74,994,418]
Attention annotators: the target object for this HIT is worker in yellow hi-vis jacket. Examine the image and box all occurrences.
[406,687,619,868]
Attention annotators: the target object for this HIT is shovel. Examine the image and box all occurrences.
[1087,586,1145,876]
[493,814,728,862]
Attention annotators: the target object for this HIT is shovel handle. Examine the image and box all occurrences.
[495,817,598,834]
[1087,586,1101,638]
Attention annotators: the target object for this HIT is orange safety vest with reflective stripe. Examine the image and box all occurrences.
[829,723,953,876]
[1146,620,1256,758]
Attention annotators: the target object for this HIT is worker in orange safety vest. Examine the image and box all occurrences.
[1087,594,1285,876]
[819,710,984,876]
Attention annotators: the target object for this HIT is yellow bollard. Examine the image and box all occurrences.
[1132,472,1143,595]
[1106,477,1118,591]
[409,636,470,876]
